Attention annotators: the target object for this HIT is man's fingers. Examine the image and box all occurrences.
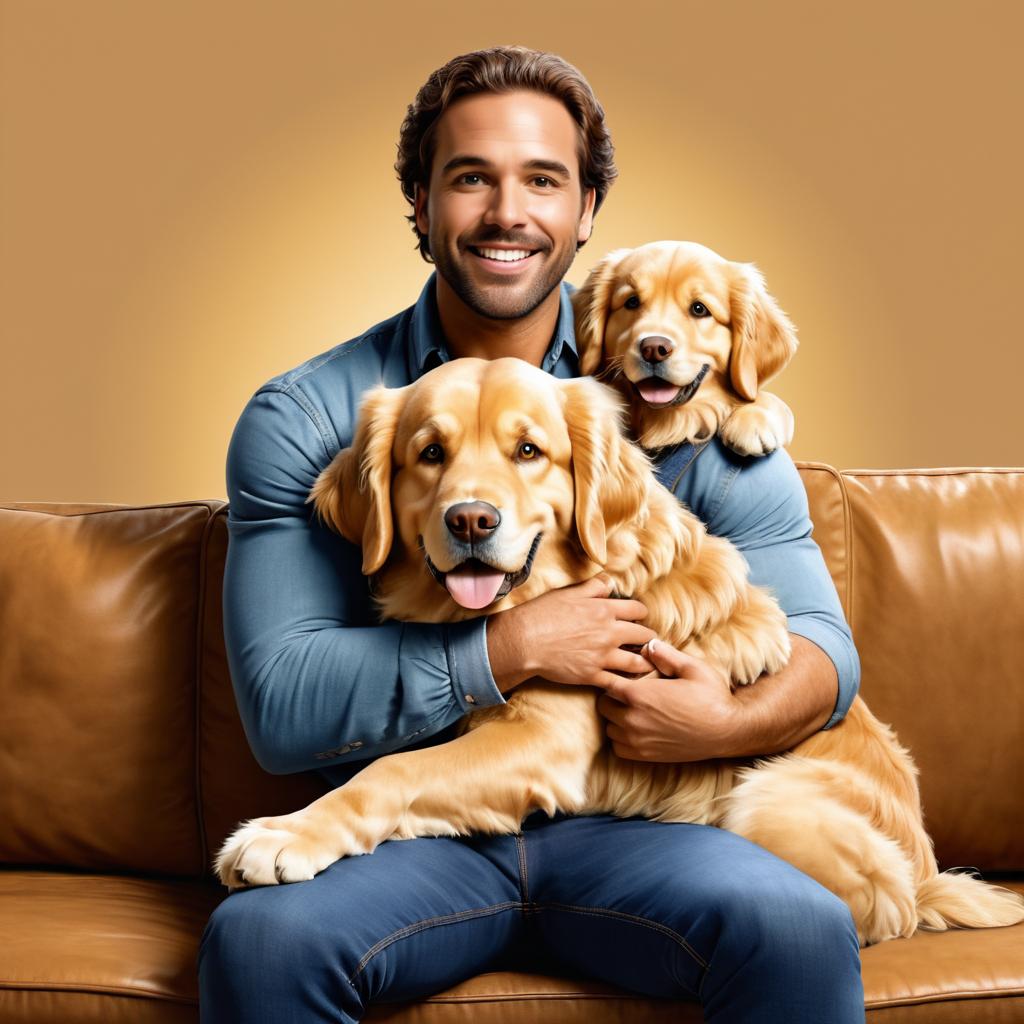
[594,672,631,698]
[610,740,645,761]
[607,649,653,676]
[617,622,658,647]
[596,692,630,724]
[643,637,704,677]
[580,574,614,596]
[608,598,649,622]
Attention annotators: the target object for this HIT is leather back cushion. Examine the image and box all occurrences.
[0,503,324,878]
[798,467,1024,871]
[0,503,210,875]
[4,468,1022,877]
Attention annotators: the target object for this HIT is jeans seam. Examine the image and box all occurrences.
[515,835,530,906]
[348,901,522,987]
[540,901,709,980]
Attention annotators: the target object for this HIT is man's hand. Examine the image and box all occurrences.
[486,575,656,692]
[596,635,838,763]
[597,639,741,762]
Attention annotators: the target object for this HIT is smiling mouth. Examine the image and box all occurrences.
[467,245,541,265]
[634,364,711,408]
[424,533,543,610]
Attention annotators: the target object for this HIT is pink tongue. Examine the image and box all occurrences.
[445,565,507,610]
[637,379,682,405]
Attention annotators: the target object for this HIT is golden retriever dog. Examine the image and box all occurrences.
[216,356,1024,946]
[574,240,797,455]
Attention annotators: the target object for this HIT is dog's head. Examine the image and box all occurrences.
[309,358,652,621]
[574,241,798,448]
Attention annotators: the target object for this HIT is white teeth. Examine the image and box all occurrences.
[476,247,533,262]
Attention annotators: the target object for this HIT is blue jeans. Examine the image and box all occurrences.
[198,816,864,1022]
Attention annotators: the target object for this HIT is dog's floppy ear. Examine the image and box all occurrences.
[573,248,632,376]
[561,376,650,565]
[728,263,799,401]
[308,385,406,575]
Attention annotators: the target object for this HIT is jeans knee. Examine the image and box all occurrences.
[699,872,864,1022]
[198,890,362,1021]
[711,868,859,965]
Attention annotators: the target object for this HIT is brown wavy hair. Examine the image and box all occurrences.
[396,46,617,262]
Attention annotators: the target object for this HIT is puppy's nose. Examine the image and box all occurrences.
[444,501,501,544]
[640,336,675,364]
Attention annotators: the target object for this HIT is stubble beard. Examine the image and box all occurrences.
[430,235,578,321]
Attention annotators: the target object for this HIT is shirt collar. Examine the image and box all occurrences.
[408,271,578,379]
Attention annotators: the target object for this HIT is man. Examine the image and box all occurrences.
[199,46,864,1023]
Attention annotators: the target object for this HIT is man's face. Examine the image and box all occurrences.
[414,90,597,321]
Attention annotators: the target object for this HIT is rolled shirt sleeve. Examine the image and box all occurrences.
[682,442,860,729]
[223,386,504,776]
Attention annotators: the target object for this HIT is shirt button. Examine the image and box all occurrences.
[465,694,477,705]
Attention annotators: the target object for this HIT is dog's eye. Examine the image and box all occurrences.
[690,301,710,318]
[515,441,542,462]
[624,295,641,310]
[420,443,445,464]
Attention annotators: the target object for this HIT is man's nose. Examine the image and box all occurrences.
[444,501,501,544]
[483,181,527,229]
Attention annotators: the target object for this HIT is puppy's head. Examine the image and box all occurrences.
[310,358,649,621]
[574,241,798,447]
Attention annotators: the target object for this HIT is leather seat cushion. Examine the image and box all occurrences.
[4,873,1020,1024]
[0,871,223,1024]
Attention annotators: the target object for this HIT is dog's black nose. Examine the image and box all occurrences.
[640,336,674,364]
[444,501,501,544]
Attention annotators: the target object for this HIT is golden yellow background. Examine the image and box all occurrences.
[2,0,1021,503]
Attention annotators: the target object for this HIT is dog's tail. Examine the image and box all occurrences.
[916,870,1024,931]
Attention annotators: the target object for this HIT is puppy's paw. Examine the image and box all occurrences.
[720,398,794,456]
[215,813,359,889]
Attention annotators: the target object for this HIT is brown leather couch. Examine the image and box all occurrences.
[2,465,1022,1022]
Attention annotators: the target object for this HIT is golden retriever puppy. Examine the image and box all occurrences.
[216,358,1024,946]
[574,240,797,455]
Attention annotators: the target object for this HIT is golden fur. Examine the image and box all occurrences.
[574,240,797,454]
[216,356,1024,946]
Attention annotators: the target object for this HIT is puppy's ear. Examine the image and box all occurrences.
[308,385,406,575]
[728,263,799,400]
[561,376,650,565]
[573,248,632,376]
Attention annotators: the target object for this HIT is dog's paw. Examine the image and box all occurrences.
[215,814,354,889]
[720,399,794,456]
[760,622,792,678]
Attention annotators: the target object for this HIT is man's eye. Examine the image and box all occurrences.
[624,295,641,310]
[459,173,483,185]
[516,441,542,461]
[420,443,445,464]
[533,176,554,188]
[690,301,710,318]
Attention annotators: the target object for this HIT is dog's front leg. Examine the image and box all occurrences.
[216,684,602,888]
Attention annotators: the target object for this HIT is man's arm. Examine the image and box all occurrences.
[597,634,835,762]
[597,444,859,762]
[224,387,506,775]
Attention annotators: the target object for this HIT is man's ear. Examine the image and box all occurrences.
[307,385,407,575]
[728,263,799,401]
[561,376,649,565]
[577,187,597,246]
[572,247,632,376]
[414,183,429,237]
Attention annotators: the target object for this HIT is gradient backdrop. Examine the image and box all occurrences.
[2,0,1021,503]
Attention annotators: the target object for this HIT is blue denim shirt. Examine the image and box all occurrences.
[224,272,859,783]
